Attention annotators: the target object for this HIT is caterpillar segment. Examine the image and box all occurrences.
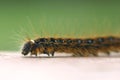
[94,37,119,55]
[32,38,55,56]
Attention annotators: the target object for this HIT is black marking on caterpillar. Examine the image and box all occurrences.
[21,36,120,57]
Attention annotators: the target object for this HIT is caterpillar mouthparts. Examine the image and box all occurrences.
[21,36,120,57]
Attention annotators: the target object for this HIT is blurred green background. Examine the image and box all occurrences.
[0,0,120,51]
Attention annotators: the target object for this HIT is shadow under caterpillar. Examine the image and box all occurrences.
[21,36,120,57]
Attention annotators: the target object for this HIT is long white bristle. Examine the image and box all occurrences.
[30,40,35,43]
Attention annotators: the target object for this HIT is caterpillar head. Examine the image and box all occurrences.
[21,40,35,56]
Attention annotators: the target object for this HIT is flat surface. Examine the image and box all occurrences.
[0,52,120,80]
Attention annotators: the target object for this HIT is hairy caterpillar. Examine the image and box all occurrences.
[21,36,120,57]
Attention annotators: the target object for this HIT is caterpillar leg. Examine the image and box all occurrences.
[106,51,110,56]
[43,51,50,56]
[30,51,38,57]
[92,52,98,56]
[80,53,89,57]
[51,51,55,57]
[30,48,38,56]
[72,53,82,57]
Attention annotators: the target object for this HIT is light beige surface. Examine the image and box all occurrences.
[0,52,120,80]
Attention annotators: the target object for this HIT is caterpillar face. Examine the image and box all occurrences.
[21,40,35,56]
[22,42,32,55]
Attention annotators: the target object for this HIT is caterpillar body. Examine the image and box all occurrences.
[21,36,120,57]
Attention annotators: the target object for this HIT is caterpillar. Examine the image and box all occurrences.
[21,36,120,57]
